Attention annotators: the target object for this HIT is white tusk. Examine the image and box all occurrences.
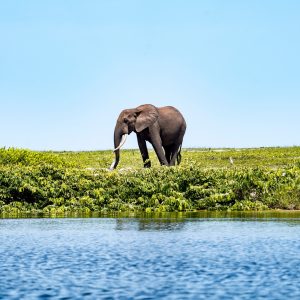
[113,134,128,152]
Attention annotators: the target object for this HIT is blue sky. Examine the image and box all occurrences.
[1,0,299,150]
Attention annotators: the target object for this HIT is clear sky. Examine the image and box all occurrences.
[1,0,299,150]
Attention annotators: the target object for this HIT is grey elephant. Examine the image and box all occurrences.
[110,104,186,170]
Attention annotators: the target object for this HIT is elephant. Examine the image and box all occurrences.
[110,104,186,170]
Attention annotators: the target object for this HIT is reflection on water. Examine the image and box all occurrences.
[3,210,300,220]
[115,218,186,231]
[1,217,300,299]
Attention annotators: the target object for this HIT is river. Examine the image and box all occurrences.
[1,215,300,299]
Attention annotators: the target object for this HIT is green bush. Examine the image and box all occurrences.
[0,147,300,215]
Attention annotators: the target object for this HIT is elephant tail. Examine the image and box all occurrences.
[177,145,182,165]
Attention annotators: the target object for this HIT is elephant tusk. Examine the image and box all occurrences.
[113,134,128,152]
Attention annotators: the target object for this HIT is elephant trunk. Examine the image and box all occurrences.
[109,126,127,170]
[113,133,127,152]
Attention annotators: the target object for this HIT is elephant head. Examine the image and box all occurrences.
[109,104,159,170]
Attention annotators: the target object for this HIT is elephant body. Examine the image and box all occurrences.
[110,104,186,169]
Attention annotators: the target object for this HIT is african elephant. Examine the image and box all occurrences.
[110,104,186,170]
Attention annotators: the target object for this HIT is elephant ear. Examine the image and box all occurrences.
[135,104,159,133]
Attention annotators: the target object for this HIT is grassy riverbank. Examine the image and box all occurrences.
[1,147,300,216]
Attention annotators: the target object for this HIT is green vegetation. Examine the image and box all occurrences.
[1,147,300,216]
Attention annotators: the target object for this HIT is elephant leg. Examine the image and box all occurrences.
[164,146,172,164]
[137,135,151,168]
[169,144,181,166]
[153,145,169,166]
[149,128,169,166]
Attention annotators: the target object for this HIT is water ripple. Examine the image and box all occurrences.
[1,218,300,299]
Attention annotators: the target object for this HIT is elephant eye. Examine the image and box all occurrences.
[124,118,129,123]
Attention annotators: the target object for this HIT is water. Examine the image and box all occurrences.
[1,217,300,299]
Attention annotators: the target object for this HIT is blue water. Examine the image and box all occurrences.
[1,218,300,299]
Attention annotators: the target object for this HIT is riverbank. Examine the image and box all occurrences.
[1,147,300,215]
